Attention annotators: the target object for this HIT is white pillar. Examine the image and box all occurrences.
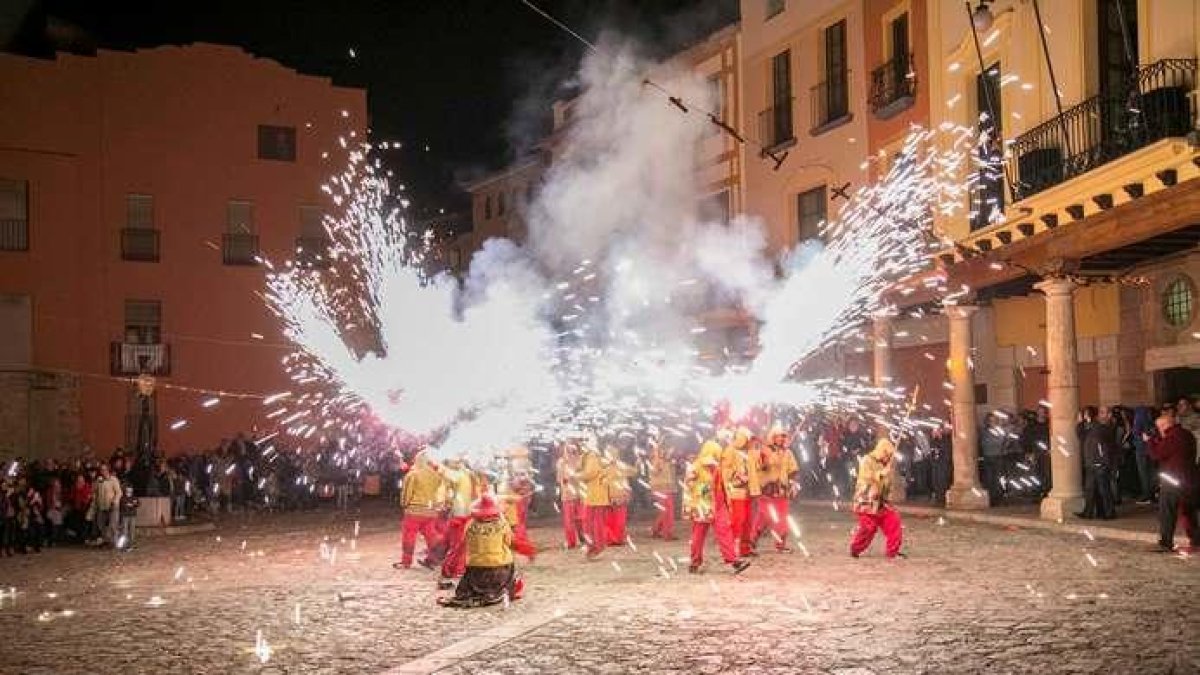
[1036,277,1084,521]
[945,305,989,509]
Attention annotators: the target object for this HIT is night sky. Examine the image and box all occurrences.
[3,0,738,221]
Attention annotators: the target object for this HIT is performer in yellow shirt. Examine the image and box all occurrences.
[438,494,525,608]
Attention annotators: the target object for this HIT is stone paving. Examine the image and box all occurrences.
[0,504,1196,674]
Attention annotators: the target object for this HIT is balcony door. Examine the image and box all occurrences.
[1097,0,1139,156]
[770,50,793,145]
[889,12,910,97]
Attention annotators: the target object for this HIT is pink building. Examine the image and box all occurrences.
[0,43,367,459]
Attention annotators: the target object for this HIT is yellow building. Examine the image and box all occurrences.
[456,156,545,274]
[739,0,872,254]
[898,0,1200,518]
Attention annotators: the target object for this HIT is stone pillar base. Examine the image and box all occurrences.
[945,485,990,510]
[135,496,172,527]
[1039,493,1084,522]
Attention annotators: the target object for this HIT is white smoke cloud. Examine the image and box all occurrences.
[268,37,978,461]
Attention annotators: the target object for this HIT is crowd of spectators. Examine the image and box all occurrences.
[0,431,411,555]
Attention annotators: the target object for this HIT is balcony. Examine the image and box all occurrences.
[295,236,332,268]
[222,232,260,266]
[0,218,28,251]
[869,53,916,119]
[111,342,170,376]
[121,227,160,262]
[1012,58,1198,201]
[757,97,795,150]
[811,71,852,134]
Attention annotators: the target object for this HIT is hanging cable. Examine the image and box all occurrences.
[516,0,790,170]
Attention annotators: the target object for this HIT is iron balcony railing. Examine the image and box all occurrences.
[1012,57,1198,201]
[0,217,28,251]
[111,342,170,376]
[121,227,160,262]
[222,232,260,266]
[869,53,916,117]
[811,70,852,131]
[758,97,795,150]
[295,236,332,268]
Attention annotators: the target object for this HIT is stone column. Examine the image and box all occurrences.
[945,305,989,509]
[872,313,894,389]
[1036,277,1084,521]
[873,314,905,502]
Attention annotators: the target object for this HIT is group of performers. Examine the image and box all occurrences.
[552,420,796,571]
[397,419,905,609]
[392,449,535,607]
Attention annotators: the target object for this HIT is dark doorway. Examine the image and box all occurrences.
[1156,367,1200,403]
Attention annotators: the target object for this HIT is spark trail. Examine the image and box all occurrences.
[265,49,983,459]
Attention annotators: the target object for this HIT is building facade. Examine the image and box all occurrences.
[0,43,367,459]
[739,0,870,254]
[881,0,1200,517]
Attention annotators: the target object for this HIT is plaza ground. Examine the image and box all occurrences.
[0,504,1197,675]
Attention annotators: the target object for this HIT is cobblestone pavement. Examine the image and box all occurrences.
[0,505,1197,674]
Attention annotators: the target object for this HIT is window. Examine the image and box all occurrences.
[299,206,324,238]
[122,194,158,261]
[297,206,329,268]
[706,75,727,135]
[498,191,506,216]
[0,178,28,251]
[227,200,254,234]
[763,50,793,147]
[700,190,731,225]
[223,200,259,265]
[972,62,1005,231]
[126,194,153,230]
[1163,277,1196,328]
[889,12,910,63]
[765,0,785,19]
[484,196,493,219]
[124,300,162,344]
[870,11,915,115]
[797,186,827,242]
[819,20,850,125]
[257,125,296,162]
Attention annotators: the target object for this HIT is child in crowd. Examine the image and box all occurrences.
[117,484,140,551]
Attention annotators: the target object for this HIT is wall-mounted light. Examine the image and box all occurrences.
[970,0,995,33]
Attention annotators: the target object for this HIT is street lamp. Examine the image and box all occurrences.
[970,1,995,33]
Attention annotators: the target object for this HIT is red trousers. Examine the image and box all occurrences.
[849,508,903,558]
[607,504,628,545]
[440,515,470,579]
[561,499,584,548]
[758,496,790,548]
[690,505,738,566]
[651,492,676,539]
[514,496,530,541]
[400,514,441,566]
[584,505,611,555]
[729,498,754,556]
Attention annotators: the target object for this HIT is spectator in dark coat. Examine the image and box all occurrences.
[1020,406,1051,497]
[928,424,952,505]
[1076,406,1117,520]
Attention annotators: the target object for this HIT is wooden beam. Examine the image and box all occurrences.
[1009,178,1200,271]
[896,180,1200,309]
